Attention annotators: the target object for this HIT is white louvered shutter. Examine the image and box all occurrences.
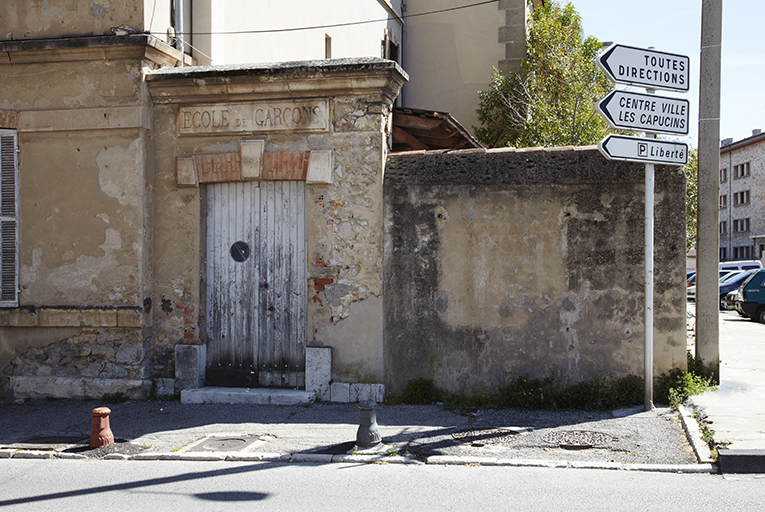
[0,130,18,307]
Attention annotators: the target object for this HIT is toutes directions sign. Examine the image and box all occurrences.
[597,44,690,92]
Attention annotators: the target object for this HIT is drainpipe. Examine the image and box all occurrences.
[174,0,185,63]
[400,0,406,107]
[728,150,732,259]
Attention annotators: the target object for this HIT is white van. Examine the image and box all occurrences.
[720,260,763,272]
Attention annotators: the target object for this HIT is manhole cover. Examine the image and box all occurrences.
[188,436,262,452]
[452,428,524,445]
[541,430,614,450]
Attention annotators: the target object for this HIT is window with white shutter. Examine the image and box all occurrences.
[0,130,18,307]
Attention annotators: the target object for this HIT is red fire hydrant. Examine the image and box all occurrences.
[90,407,115,448]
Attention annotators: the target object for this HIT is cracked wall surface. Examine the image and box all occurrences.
[384,147,687,396]
[0,33,167,399]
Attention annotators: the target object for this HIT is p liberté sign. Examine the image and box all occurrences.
[596,90,689,135]
[598,134,688,165]
[596,44,690,93]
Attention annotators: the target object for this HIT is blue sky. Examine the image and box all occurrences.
[572,0,763,148]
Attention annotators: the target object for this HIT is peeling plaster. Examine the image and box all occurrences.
[96,139,142,209]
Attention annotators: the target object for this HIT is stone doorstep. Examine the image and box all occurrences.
[180,387,315,405]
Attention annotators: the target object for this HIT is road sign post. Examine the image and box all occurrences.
[595,44,690,411]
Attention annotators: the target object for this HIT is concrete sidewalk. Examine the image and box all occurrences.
[0,397,712,473]
[688,308,765,473]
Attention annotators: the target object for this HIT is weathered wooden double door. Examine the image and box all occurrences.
[205,181,306,388]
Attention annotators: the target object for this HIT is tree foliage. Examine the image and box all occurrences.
[474,1,613,148]
[684,148,699,251]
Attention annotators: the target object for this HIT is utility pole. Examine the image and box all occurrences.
[695,0,722,382]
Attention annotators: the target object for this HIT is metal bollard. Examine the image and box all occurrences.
[90,407,115,448]
[356,400,382,448]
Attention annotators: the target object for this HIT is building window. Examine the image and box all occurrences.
[0,129,19,307]
[733,162,751,178]
[733,218,750,233]
[720,221,727,234]
[733,246,752,260]
[720,168,727,183]
[719,195,727,208]
[760,244,765,259]
[325,34,332,59]
[720,247,727,261]
[733,190,750,206]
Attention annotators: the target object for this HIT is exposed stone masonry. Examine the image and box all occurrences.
[3,330,145,381]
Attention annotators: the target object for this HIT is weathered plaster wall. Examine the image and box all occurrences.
[307,99,389,383]
[0,0,155,41]
[384,147,687,396]
[0,36,182,400]
[17,130,147,305]
[146,59,406,390]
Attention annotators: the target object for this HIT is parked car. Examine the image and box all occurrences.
[689,269,758,308]
[723,290,738,311]
[735,269,765,323]
[720,260,763,272]
[687,270,736,288]
[720,270,743,283]
[718,269,758,310]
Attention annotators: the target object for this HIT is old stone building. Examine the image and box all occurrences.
[719,131,765,262]
[1,1,687,403]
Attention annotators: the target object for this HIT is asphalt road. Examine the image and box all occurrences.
[1,459,764,512]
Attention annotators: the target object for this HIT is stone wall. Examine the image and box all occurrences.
[383,146,687,396]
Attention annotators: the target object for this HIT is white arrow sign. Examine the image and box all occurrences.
[597,44,690,92]
[596,90,689,135]
[598,134,688,165]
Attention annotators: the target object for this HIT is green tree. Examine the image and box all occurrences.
[684,148,698,251]
[474,1,613,148]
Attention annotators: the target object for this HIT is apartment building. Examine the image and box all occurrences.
[719,130,765,261]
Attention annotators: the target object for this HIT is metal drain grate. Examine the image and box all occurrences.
[452,428,525,446]
[541,430,614,450]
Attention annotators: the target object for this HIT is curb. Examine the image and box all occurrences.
[0,448,717,473]
[678,404,716,465]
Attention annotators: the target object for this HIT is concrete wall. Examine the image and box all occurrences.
[383,147,687,396]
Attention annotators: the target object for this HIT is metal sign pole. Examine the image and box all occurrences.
[644,80,656,411]
[644,158,655,411]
